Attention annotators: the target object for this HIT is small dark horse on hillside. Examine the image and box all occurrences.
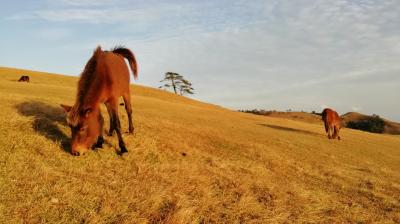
[18,75,30,82]
[322,108,341,140]
[61,46,138,155]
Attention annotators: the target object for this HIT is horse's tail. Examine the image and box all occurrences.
[112,46,138,80]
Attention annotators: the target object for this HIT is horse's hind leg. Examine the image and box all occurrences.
[334,126,341,140]
[328,126,333,139]
[332,126,337,139]
[108,99,128,154]
[123,93,134,133]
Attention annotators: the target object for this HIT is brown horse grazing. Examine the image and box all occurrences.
[61,46,138,155]
[18,75,30,82]
[321,108,341,140]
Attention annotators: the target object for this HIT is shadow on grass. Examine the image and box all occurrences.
[259,124,319,136]
[16,101,70,153]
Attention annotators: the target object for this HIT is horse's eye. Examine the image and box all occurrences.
[79,127,86,132]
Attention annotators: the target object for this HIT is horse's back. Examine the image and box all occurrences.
[97,51,131,96]
[323,108,341,127]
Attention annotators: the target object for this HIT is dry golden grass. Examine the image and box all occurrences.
[0,66,399,223]
[260,111,322,124]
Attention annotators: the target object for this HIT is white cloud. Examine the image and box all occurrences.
[34,9,114,23]
[49,0,117,7]
[320,105,328,109]
[351,106,363,112]
[5,14,35,21]
[35,28,72,40]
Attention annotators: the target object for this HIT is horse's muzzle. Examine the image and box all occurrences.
[71,145,88,156]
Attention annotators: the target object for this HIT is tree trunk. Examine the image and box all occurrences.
[171,78,177,94]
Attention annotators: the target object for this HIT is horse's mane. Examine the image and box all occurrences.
[67,46,102,126]
[78,46,101,102]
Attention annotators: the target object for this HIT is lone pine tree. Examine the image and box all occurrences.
[159,72,194,96]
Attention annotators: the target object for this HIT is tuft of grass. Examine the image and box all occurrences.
[0,66,399,223]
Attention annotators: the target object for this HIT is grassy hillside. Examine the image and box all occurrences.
[0,66,399,223]
[247,110,400,135]
[253,111,322,124]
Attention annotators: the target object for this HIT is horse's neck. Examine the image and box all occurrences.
[78,79,104,107]
[76,92,100,111]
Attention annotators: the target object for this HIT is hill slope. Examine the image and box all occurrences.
[250,110,400,135]
[0,67,399,223]
[254,111,322,124]
[342,112,400,135]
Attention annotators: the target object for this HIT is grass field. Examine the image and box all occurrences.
[254,111,323,125]
[0,66,399,223]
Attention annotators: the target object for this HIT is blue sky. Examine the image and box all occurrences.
[1,0,400,121]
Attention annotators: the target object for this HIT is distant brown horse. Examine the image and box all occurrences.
[61,46,138,155]
[322,108,341,140]
[18,75,30,82]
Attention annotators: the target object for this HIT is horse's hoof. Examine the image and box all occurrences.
[92,143,103,149]
[71,151,81,156]
[93,137,104,149]
[119,146,128,155]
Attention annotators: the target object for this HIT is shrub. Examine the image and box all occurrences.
[347,115,385,133]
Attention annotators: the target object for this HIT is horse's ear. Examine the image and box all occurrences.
[60,104,72,113]
[84,108,92,118]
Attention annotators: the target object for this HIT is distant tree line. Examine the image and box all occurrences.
[238,109,276,116]
[346,114,385,133]
[239,109,319,116]
[311,110,322,116]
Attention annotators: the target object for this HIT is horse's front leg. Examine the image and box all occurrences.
[93,110,105,149]
[108,99,128,154]
[105,102,115,136]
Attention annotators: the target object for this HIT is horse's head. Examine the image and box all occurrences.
[61,104,101,156]
[321,108,331,121]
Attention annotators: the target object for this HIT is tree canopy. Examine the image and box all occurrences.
[159,72,194,96]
